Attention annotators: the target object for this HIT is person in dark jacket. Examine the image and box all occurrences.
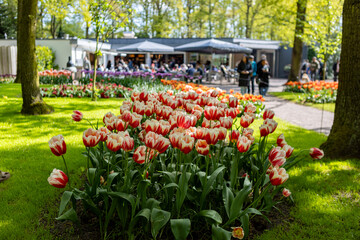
[257,59,271,96]
[237,55,252,94]
[332,59,340,82]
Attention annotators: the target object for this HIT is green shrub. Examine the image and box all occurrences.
[36,46,55,72]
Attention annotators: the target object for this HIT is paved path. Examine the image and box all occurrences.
[202,78,334,135]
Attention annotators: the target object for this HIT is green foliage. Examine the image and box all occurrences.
[0,0,17,38]
[36,46,55,71]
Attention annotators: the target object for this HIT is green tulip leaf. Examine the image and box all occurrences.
[170,218,191,240]
[198,210,222,224]
[211,224,232,240]
[151,208,171,239]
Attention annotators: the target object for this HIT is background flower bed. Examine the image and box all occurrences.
[284,81,337,104]
[0,84,359,239]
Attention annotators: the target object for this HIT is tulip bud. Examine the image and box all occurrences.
[195,139,210,155]
[231,227,244,240]
[263,109,275,120]
[131,91,140,102]
[240,113,253,128]
[244,103,256,113]
[269,147,286,167]
[144,132,160,149]
[155,136,170,153]
[178,135,195,154]
[282,144,294,158]
[205,129,219,145]
[115,118,127,132]
[83,128,101,147]
[103,112,115,124]
[98,127,110,142]
[229,130,240,143]
[268,166,289,186]
[48,169,68,188]
[129,113,142,128]
[277,134,287,147]
[49,134,67,156]
[133,146,155,164]
[204,106,218,121]
[218,127,227,141]
[237,136,252,153]
[220,117,233,129]
[229,97,238,108]
[107,133,123,152]
[72,110,83,122]
[309,148,324,159]
[226,108,238,118]
[282,188,291,197]
[169,132,183,149]
[121,136,134,152]
[104,115,117,131]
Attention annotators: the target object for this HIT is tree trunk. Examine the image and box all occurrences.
[85,24,89,38]
[17,0,53,115]
[92,31,99,101]
[320,0,360,159]
[245,0,251,38]
[288,0,307,82]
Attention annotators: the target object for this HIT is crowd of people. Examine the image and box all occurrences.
[301,57,340,82]
[237,54,271,96]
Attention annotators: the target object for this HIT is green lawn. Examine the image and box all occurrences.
[270,92,335,113]
[0,84,359,240]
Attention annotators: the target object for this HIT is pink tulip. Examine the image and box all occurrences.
[49,134,67,156]
[48,169,68,188]
[72,110,83,122]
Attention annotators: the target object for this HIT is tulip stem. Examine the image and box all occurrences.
[86,119,95,129]
[61,155,71,188]
[87,147,90,170]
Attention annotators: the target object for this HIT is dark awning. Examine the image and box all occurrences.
[174,39,252,54]
[116,40,174,52]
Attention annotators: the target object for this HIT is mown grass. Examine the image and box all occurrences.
[270,92,335,113]
[0,84,359,240]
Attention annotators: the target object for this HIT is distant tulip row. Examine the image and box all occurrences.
[47,87,323,239]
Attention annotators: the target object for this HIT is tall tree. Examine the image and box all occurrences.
[17,0,53,114]
[320,0,360,159]
[88,0,130,101]
[288,0,307,82]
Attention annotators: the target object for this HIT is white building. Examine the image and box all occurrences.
[0,39,115,75]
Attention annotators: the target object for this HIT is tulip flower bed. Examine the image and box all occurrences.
[1,84,360,240]
[47,88,325,240]
[40,83,132,99]
[0,74,16,84]
[39,69,72,84]
[284,81,337,104]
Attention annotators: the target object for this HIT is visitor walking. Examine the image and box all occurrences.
[332,59,340,82]
[106,60,112,70]
[310,57,320,81]
[237,55,252,94]
[249,55,257,94]
[257,59,271,96]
